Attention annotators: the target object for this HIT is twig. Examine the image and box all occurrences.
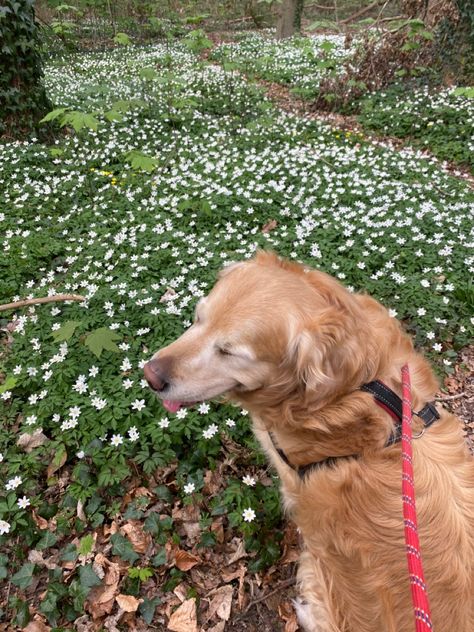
[340,0,389,24]
[244,576,297,612]
[0,294,86,312]
[435,392,468,402]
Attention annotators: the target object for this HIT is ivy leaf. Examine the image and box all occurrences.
[11,562,35,589]
[139,596,161,624]
[84,327,120,358]
[78,563,102,590]
[36,530,58,550]
[110,532,140,564]
[52,320,82,342]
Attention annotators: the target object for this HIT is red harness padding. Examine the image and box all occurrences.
[401,364,434,631]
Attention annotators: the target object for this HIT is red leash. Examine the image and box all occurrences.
[401,364,433,631]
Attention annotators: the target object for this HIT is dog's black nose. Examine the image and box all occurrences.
[143,357,170,392]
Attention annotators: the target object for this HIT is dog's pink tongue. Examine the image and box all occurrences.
[163,400,182,413]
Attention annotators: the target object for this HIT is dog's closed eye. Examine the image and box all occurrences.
[216,345,233,356]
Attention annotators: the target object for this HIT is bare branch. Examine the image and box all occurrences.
[0,294,86,312]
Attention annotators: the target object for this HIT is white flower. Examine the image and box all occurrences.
[176,408,188,419]
[131,398,146,411]
[89,366,99,377]
[25,415,37,425]
[426,332,435,340]
[77,450,85,458]
[17,496,30,509]
[203,423,219,439]
[2,391,12,401]
[388,309,397,318]
[242,475,256,487]
[198,402,210,414]
[433,343,442,352]
[123,379,134,390]
[0,453,3,462]
[225,418,236,428]
[6,476,22,491]
[128,426,139,441]
[110,434,123,447]
[184,482,196,494]
[242,508,256,522]
[159,418,170,428]
[91,397,107,410]
[417,308,426,316]
[0,520,11,535]
[120,357,132,372]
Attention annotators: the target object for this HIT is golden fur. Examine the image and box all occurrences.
[148,251,474,631]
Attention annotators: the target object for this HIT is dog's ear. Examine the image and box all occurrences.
[289,307,373,402]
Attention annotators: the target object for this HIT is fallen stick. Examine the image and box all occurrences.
[244,576,297,612]
[434,392,468,402]
[0,294,86,312]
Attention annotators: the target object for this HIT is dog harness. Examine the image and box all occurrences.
[269,379,440,480]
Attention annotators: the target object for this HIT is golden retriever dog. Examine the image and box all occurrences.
[144,251,474,632]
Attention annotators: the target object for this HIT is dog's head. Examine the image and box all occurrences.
[144,251,383,415]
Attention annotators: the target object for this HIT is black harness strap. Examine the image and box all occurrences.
[269,379,440,480]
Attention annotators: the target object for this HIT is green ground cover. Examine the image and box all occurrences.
[213,32,474,170]
[0,41,473,627]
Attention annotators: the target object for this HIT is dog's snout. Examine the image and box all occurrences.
[143,357,171,392]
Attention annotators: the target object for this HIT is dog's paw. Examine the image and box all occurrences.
[292,597,320,632]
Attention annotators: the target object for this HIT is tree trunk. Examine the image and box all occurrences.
[0,0,52,138]
[276,0,305,39]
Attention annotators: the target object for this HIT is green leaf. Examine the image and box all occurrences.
[0,375,16,394]
[126,150,159,173]
[49,147,64,157]
[104,110,124,123]
[78,563,102,590]
[52,320,82,342]
[139,596,161,624]
[65,111,99,133]
[110,532,140,564]
[139,67,159,81]
[453,87,474,98]
[151,549,167,566]
[11,562,35,589]
[78,534,94,556]
[37,530,58,550]
[40,107,68,123]
[13,600,30,627]
[84,327,121,358]
[114,32,131,46]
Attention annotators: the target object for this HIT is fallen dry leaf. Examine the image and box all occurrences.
[261,219,278,233]
[160,287,177,303]
[116,593,143,612]
[17,428,48,453]
[167,598,198,632]
[174,549,200,572]
[120,520,152,554]
[23,620,51,632]
[227,539,247,565]
[28,549,59,570]
[46,446,67,477]
[279,600,299,632]
[32,510,49,530]
[206,585,233,622]
[86,554,121,619]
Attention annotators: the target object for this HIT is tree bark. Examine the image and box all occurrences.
[276,0,304,39]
